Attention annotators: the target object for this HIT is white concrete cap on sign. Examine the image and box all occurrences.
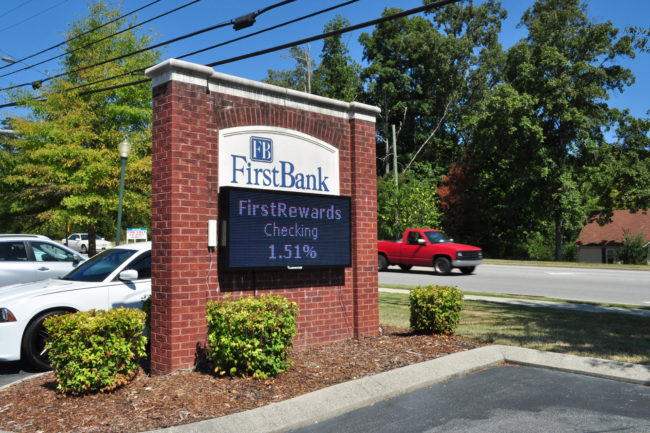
[145,59,380,121]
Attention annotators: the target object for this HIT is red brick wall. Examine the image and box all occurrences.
[149,64,379,375]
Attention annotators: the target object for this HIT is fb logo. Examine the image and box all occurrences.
[250,137,273,163]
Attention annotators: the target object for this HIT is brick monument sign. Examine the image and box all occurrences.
[145,59,380,375]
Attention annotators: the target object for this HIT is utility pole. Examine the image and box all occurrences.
[392,124,398,187]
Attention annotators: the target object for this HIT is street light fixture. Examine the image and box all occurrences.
[1,56,16,63]
[115,139,131,246]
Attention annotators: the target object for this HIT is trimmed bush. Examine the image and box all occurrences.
[409,285,463,335]
[44,308,147,394]
[206,294,299,379]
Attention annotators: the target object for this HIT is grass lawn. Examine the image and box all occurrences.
[379,292,650,365]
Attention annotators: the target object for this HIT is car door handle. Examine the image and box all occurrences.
[37,267,50,271]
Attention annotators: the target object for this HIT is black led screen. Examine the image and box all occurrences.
[220,187,351,270]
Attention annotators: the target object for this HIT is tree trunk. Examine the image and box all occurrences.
[554,215,564,261]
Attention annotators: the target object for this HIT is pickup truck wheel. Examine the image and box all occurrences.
[399,265,412,272]
[433,257,452,275]
[460,267,475,275]
[21,310,68,371]
[378,254,388,271]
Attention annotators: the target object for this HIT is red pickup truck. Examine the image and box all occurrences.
[378,229,483,275]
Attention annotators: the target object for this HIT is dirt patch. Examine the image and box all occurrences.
[0,328,484,433]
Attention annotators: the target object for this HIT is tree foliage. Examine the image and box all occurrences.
[1,1,158,251]
[377,163,442,241]
[263,15,363,102]
[360,0,506,173]
[619,229,649,265]
[312,16,363,102]
[437,0,649,259]
[499,0,640,259]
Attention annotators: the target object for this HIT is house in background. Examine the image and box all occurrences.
[575,210,650,264]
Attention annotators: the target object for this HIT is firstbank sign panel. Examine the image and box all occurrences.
[218,126,340,195]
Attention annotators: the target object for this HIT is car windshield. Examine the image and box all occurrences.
[424,231,452,244]
[62,248,138,282]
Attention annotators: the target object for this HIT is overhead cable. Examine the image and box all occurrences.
[0,0,69,34]
[65,0,359,94]
[0,0,297,91]
[0,0,36,20]
[208,0,460,67]
[0,0,460,108]
[0,0,178,77]
[83,0,462,97]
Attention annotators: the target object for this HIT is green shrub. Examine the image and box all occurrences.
[409,285,463,335]
[619,230,649,265]
[44,308,147,394]
[206,294,299,379]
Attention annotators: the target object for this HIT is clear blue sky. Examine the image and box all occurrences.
[0,0,648,120]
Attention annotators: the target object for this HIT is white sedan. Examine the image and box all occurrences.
[0,242,151,370]
[61,233,113,254]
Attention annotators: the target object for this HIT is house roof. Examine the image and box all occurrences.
[575,210,650,247]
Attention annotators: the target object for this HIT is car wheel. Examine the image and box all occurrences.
[399,265,412,272]
[460,266,475,275]
[433,257,452,275]
[80,244,87,254]
[21,310,68,371]
[378,254,388,271]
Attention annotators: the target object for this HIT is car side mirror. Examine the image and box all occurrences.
[119,269,138,281]
[73,254,83,264]
[417,238,426,245]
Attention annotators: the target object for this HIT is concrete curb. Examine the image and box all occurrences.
[147,345,650,433]
[0,371,48,392]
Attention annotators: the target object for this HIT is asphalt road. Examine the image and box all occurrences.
[291,366,650,433]
[0,360,41,389]
[379,263,650,306]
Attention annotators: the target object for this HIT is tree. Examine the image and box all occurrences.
[313,15,363,102]
[359,1,507,174]
[502,0,641,260]
[263,45,316,93]
[1,1,158,254]
[377,163,442,241]
[263,15,363,103]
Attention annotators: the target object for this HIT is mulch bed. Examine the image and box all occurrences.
[0,327,484,433]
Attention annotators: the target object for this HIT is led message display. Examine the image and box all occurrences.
[220,187,351,270]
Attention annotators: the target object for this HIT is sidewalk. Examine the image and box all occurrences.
[379,287,650,318]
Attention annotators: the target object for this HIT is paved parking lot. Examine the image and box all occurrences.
[291,366,650,433]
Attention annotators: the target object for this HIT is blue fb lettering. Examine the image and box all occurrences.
[250,137,273,162]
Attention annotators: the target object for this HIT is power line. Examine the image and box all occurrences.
[0,0,166,75]
[84,0,462,98]
[65,0,360,95]
[0,0,460,108]
[0,0,36,20]
[0,0,298,92]
[0,0,69,34]
[207,0,460,68]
